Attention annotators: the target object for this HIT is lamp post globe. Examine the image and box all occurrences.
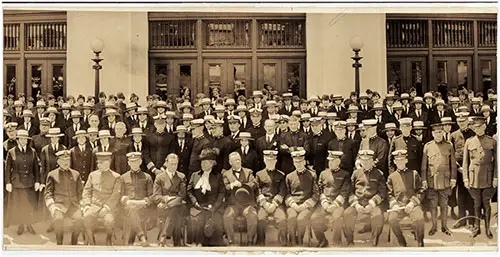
[349,36,364,51]
[90,38,104,53]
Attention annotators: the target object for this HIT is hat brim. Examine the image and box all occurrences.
[72,134,88,139]
[347,110,361,113]
[412,126,427,130]
[383,127,400,132]
[16,135,31,139]
[103,113,122,117]
[441,121,455,125]
[22,115,34,118]
[70,115,83,118]
[234,184,254,205]
[46,134,65,138]
[173,130,191,134]
[236,137,255,141]
[128,133,146,137]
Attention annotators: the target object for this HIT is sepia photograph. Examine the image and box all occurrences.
[1,2,498,253]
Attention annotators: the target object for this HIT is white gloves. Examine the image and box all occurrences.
[5,184,12,193]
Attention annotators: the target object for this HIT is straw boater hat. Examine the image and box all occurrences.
[200,98,212,105]
[326,112,338,120]
[412,121,427,130]
[301,113,311,121]
[280,115,290,122]
[411,96,424,104]
[331,94,343,101]
[46,128,64,138]
[449,97,460,104]
[87,127,99,134]
[236,132,254,141]
[423,92,435,100]
[372,103,384,111]
[72,130,88,139]
[45,107,59,115]
[173,125,189,134]
[347,105,361,113]
[13,100,24,107]
[440,117,455,125]
[400,93,410,100]
[224,99,236,106]
[70,110,82,118]
[434,99,447,107]
[129,127,146,137]
[82,102,93,109]
[125,102,137,111]
[22,110,34,118]
[136,107,149,115]
[155,101,167,108]
[191,119,205,127]
[104,103,118,110]
[16,129,31,139]
[165,111,176,117]
[361,119,378,128]
[392,101,403,110]
[180,101,193,110]
[282,92,293,99]
[346,119,358,126]
[265,100,278,107]
[5,122,18,129]
[35,100,46,109]
[385,94,398,101]
[61,103,72,110]
[214,105,225,113]
[103,109,120,117]
[249,108,263,115]
[227,115,241,123]
[182,113,194,121]
[359,92,370,99]
[236,105,247,113]
[292,110,302,117]
[383,123,399,132]
[308,95,320,103]
[471,97,481,104]
[252,91,264,98]
[98,130,113,138]
[490,95,497,101]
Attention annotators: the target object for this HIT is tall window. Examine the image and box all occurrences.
[204,20,251,47]
[258,20,305,48]
[149,20,196,49]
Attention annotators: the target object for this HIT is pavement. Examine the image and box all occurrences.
[3,205,499,251]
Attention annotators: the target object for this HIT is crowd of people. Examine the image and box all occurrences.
[2,85,498,247]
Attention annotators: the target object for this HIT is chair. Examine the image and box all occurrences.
[234,215,248,246]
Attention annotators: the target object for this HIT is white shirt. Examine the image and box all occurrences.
[79,144,86,152]
[241,146,249,155]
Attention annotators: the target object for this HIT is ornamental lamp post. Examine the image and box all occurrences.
[349,36,364,97]
[90,38,104,100]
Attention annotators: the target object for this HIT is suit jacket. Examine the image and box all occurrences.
[221,167,256,206]
[485,116,497,136]
[279,105,296,116]
[429,109,453,125]
[144,131,175,173]
[255,134,280,170]
[187,171,225,216]
[5,146,41,188]
[188,135,212,174]
[212,136,237,174]
[64,122,87,148]
[305,132,331,176]
[30,133,50,156]
[18,121,39,137]
[236,147,260,174]
[408,109,429,126]
[171,137,194,177]
[332,105,347,120]
[44,168,83,213]
[279,130,309,174]
[40,143,67,183]
[152,170,185,207]
[327,137,357,171]
[70,144,93,182]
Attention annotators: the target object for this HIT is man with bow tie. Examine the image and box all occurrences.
[255,150,287,246]
[222,152,258,245]
[284,149,319,246]
[44,150,84,245]
[121,152,155,247]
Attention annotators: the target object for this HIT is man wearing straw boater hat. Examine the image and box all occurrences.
[235,131,259,172]
[124,102,139,131]
[102,109,121,136]
[144,115,175,179]
[69,130,93,183]
[82,151,122,246]
[20,109,38,137]
[255,150,287,246]
[311,151,351,247]
[284,149,319,246]
[5,130,40,235]
[171,125,193,176]
[463,116,497,239]
[44,150,84,245]
[409,96,428,124]
[65,110,85,148]
[120,152,155,247]
[387,149,425,247]
[136,106,153,134]
[421,122,457,236]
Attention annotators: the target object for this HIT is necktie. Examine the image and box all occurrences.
[53,144,57,152]
[80,145,85,152]
[136,143,140,152]
[179,140,184,152]
[267,136,271,143]
[22,147,25,153]
[417,110,420,118]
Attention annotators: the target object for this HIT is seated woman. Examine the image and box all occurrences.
[187,148,226,246]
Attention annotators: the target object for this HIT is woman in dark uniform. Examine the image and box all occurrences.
[111,121,130,175]
[187,148,226,246]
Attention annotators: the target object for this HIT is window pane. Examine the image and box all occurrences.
[25,23,67,51]
[208,64,222,99]
[31,65,43,98]
[155,64,168,100]
[179,64,192,99]
[388,61,402,87]
[233,64,246,87]
[481,60,493,93]
[205,20,250,47]
[52,64,64,98]
[263,63,277,89]
[5,65,16,96]
[287,63,301,96]
[457,60,468,89]
[149,20,196,49]
[436,61,448,85]
[259,20,305,48]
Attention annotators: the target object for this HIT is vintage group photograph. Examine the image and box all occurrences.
[1,4,498,252]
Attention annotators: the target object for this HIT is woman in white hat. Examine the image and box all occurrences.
[5,130,40,235]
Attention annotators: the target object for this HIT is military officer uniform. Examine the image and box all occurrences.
[144,116,175,178]
[327,120,358,171]
[304,117,330,176]
[222,155,258,245]
[44,150,84,245]
[387,150,425,247]
[344,150,386,246]
[357,119,390,178]
[421,123,457,236]
[278,123,308,174]
[30,118,51,155]
[392,118,423,173]
[463,116,497,238]
[284,150,319,246]
[311,151,351,247]
[82,152,122,245]
[255,150,287,246]
[188,119,212,176]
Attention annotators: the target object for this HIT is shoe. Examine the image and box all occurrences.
[452,222,466,229]
[46,223,54,233]
[71,232,79,245]
[450,210,458,220]
[357,225,371,234]
[428,226,437,236]
[471,226,481,238]
[17,225,24,235]
[417,240,424,247]
[317,238,328,248]
[26,225,36,235]
[158,236,167,247]
[441,226,452,236]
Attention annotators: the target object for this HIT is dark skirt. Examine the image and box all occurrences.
[7,188,38,225]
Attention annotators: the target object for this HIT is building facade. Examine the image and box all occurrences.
[3,10,497,103]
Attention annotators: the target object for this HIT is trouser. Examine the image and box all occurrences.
[286,207,313,246]
[427,188,451,228]
[82,205,115,245]
[190,209,224,246]
[223,205,258,243]
[157,205,185,246]
[53,206,84,245]
[256,206,287,245]
[388,206,425,246]
[343,206,384,246]
[468,187,496,232]
[451,172,474,225]
[310,206,344,246]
